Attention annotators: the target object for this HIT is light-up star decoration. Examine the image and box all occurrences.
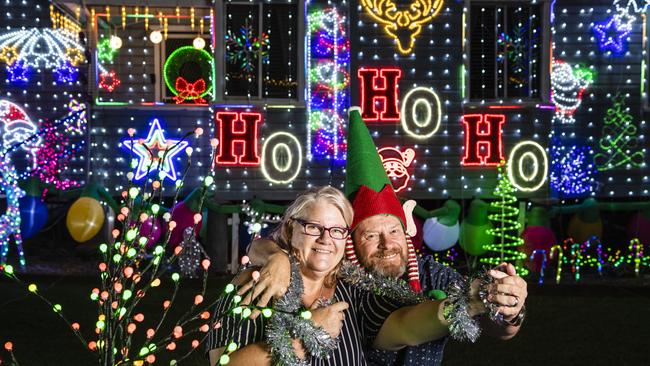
[122,119,189,182]
[592,14,633,54]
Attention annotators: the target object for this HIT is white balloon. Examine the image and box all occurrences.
[149,31,163,44]
[110,35,122,49]
[423,217,459,252]
[193,36,206,49]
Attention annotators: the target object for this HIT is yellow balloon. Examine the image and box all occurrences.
[567,214,602,244]
[66,197,105,243]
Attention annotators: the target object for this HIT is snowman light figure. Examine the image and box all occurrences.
[551,60,594,124]
[378,147,415,192]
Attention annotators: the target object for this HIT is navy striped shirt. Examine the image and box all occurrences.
[366,255,461,366]
[207,281,402,365]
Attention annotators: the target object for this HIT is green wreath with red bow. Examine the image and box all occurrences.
[163,46,214,104]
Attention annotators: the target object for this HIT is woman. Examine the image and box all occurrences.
[207,186,474,365]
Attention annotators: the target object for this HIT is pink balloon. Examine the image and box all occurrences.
[522,226,557,273]
[628,212,650,248]
[166,202,202,248]
[140,217,162,249]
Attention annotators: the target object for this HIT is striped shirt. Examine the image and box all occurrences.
[366,255,461,366]
[207,281,402,365]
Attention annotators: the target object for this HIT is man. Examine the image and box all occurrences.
[238,108,528,365]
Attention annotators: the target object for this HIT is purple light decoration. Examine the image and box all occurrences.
[592,15,632,54]
[581,236,604,276]
[307,7,349,164]
[312,31,350,62]
[7,60,29,83]
[550,0,556,24]
[550,143,598,197]
[54,60,78,84]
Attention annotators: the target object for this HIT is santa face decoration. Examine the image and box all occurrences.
[378,147,415,193]
[0,100,41,157]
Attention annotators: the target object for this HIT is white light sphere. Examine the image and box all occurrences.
[149,31,163,44]
[193,36,206,49]
[110,35,123,49]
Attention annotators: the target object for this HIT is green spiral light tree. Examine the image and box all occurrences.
[480,161,529,276]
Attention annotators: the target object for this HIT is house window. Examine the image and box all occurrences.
[469,2,544,100]
[91,6,213,105]
[161,35,212,103]
[224,1,299,100]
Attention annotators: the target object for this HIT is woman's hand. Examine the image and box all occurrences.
[238,252,291,319]
[310,301,349,339]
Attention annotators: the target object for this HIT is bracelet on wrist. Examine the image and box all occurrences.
[504,305,526,327]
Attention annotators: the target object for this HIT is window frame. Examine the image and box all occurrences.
[89,7,214,107]
[463,0,552,105]
[214,0,305,106]
[640,8,650,112]
[157,31,213,103]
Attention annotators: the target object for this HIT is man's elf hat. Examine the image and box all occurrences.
[344,107,421,292]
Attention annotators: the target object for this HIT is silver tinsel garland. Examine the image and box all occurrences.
[443,276,481,342]
[338,260,425,305]
[475,268,504,324]
[265,255,338,365]
[265,258,486,363]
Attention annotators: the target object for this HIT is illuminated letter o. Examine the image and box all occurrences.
[261,132,302,184]
[507,141,548,192]
[400,87,441,139]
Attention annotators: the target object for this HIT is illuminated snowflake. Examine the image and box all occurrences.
[225,25,269,74]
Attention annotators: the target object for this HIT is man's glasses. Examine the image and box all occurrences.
[292,218,349,240]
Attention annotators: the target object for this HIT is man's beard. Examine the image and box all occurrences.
[360,250,407,278]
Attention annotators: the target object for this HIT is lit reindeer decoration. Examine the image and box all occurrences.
[360,0,444,54]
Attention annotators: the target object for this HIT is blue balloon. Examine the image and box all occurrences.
[19,195,48,239]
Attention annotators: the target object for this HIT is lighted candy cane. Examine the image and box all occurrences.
[582,236,604,276]
[0,154,25,267]
[529,249,547,285]
[549,245,564,284]
[570,242,582,281]
[629,238,644,276]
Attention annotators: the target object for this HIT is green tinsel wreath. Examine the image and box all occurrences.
[163,46,213,100]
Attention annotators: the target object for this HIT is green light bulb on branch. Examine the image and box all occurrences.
[480,161,528,276]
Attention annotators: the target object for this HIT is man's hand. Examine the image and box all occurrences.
[237,252,291,319]
[310,301,349,339]
[487,262,528,322]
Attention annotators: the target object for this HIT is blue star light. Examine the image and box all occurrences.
[7,59,29,84]
[122,119,189,182]
[592,15,632,54]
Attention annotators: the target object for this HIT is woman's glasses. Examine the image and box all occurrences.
[292,218,349,240]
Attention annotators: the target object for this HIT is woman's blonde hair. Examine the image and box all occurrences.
[270,186,353,287]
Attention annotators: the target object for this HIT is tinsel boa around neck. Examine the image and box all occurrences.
[265,257,426,365]
[337,260,425,305]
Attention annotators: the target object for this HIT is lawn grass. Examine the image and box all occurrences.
[444,283,650,365]
[1,274,649,365]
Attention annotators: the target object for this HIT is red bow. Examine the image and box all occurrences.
[174,77,206,104]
